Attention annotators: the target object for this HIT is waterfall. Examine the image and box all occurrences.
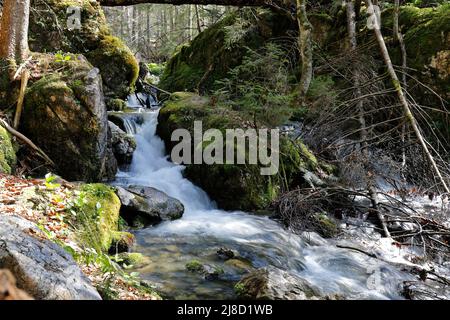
[114,108,412,300]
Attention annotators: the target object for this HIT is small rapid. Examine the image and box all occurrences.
[114,108,413,300]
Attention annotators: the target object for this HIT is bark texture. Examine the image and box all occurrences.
[0,0,30,62]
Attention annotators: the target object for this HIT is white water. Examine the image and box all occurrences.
[115,109,413,300]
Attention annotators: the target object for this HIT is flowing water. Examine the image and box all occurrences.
[113,106,414,300]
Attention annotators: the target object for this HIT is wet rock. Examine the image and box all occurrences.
[224,258,254,275]
[217,248,235,261]
[235,267,321,300]
[185,260,224,281]
[116,185,184,228]
[109,121,136,168]
[109,231,135,254]
[0,269,33,300]
[0,215,101,300]
[22,56,117,182]
[402,279,450,300]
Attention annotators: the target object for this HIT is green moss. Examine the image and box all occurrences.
[160,10,296,93]
[0,126,17,174]
[69,184,121,252]
[29,1,137,99]
[147,63,165,77]
[87,36,139,98]
[158,92,324,211]
[313,213,339,238]
[377,4,450,113]
[110,231,135,253]
[114,252,147,268]
[234,282,247,297]
[106,98,127,111]
[186,260,205,273]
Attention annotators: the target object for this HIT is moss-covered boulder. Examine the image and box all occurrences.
[86,36,139,99]
[69,183,122,252]
[22,54,117,182]
[29,0,138,99]
[0,126,17,174]
[157,92,327,211]
[159,10,297,93]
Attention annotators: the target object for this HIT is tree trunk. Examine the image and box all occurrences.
[346,0,390,238]
[0,0,30,63]
[195,5,202,33]
[365,0,450,194]
[296,0,313,99]
[393,0,408,169]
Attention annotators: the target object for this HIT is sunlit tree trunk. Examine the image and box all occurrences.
[0,0,30,63]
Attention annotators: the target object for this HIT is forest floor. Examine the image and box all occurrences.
[0,173,160,300]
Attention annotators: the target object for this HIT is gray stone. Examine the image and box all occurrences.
[116,185,184,227]
[235,267,321,300]
[0,215,101,300]
[109,121,136,167]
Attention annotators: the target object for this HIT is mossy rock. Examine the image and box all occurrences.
[109,231,135,254]
[160,10,297,93]
[22,54,117,182]
[69,183,121,252]
[29,0,138,99]
[312,213,339,238]
[185,260,205,273]
[106,98,127,111]
[157,92,325,211]
[114,252,148,268]
[0,126,17,174]
[86,36,139,99]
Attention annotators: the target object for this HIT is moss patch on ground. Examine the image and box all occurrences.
[0,126,17,174]
[68,183,121,252]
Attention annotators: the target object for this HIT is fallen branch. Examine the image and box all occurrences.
[336,244,378,259]
[0,118,55,167]
[12,56,32,81]
[13,69,29,129]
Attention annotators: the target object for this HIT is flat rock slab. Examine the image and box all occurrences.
[0,215,101,300]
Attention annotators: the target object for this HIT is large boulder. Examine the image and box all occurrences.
[0,126,16,174]
[109,121,136,168]
[234,267,321,300]
[157,92,329,211]
[22,54,117,182]
[0,215,101,300]
[116,185,185,228]
[28,0,138,99]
